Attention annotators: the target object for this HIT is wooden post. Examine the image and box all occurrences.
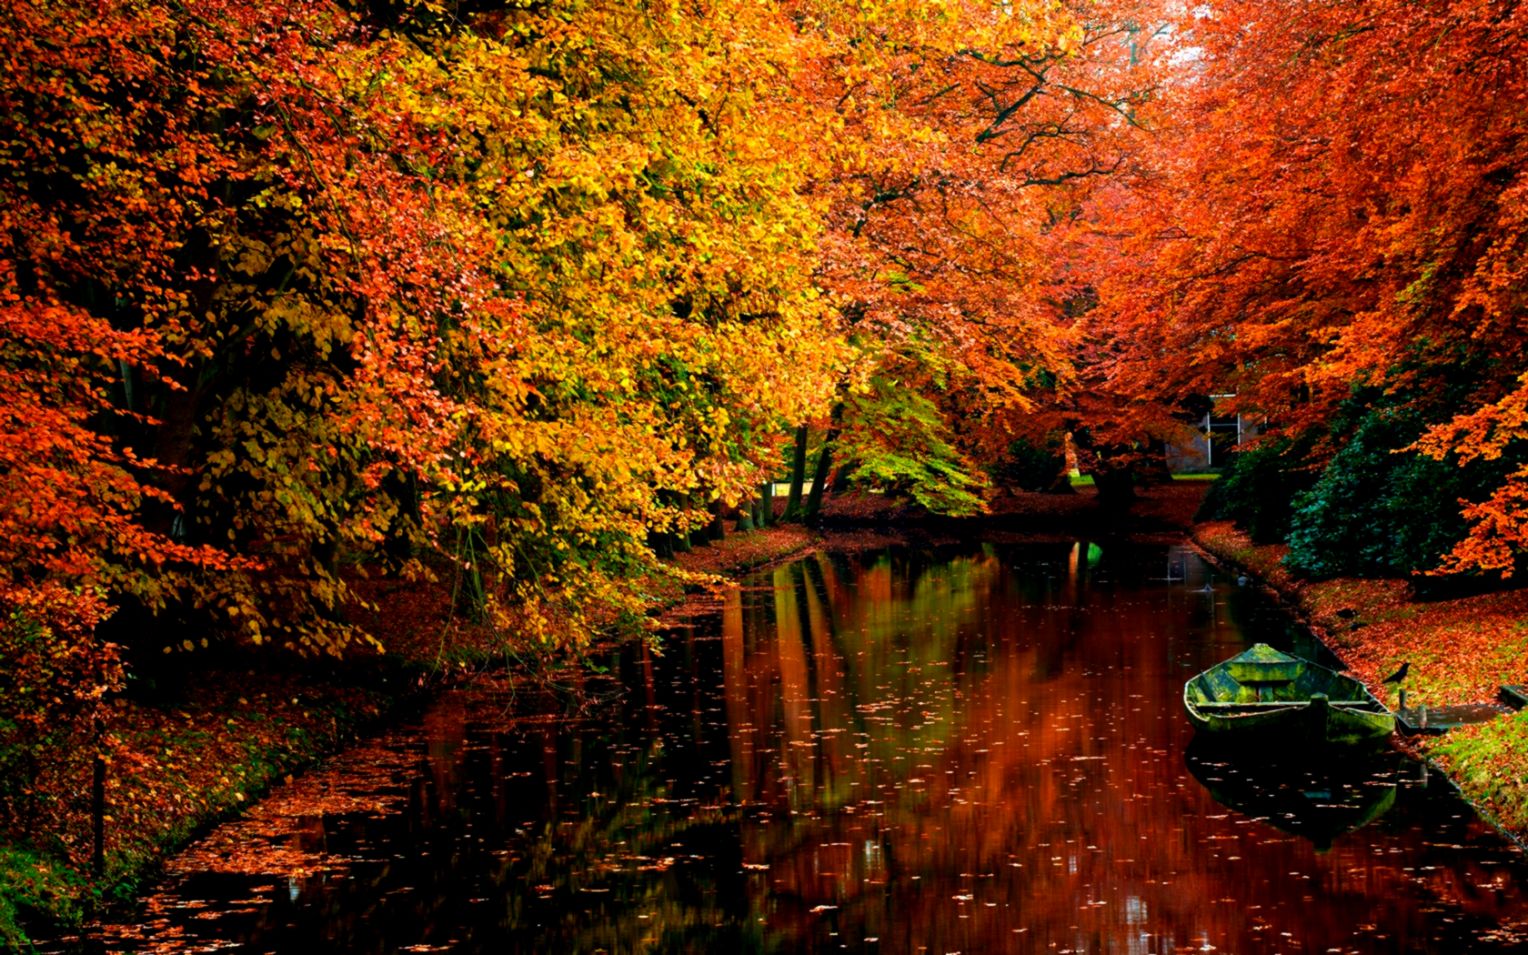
[86,715,105,944]
[92,748,105,881]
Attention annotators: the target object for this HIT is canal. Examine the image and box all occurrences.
[99,542,1528,952]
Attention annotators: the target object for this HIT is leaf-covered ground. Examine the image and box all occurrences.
[1,670,397,950]
[1195,520,1528,839]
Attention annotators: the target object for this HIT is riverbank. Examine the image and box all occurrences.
[84,500,1528,953]
[1,524,821,952]
[1193,520,1528,842]
[0,478,1304,949]
[821,478,1208,541]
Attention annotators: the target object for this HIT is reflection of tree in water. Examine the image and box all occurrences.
[718,546,1159,945]
[488,733,776,953]
[100,546,1528,953]
[727,551,1000,808]
[712,546,1528,953]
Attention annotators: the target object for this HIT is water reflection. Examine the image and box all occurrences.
[93,543,1528,953]
[1183,739,1400,851]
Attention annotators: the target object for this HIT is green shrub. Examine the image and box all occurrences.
[1283,407,1501,578]
[837,380,988,517]
[992,437,1067,492]
[0,846,85,950]
[1196,439,1311,544]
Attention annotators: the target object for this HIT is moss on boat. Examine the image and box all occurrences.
[1184,644,1395,746]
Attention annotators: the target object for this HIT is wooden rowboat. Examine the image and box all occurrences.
[1183,644,1394,746]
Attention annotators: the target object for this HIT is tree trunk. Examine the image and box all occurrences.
[1137,437,1174,484]
[831,463,852,494]
[145,377,205,536]
[1093,466,1136,508]
[804,405,843,523]
[675,493,694,552]
[649,529,675,559]
[706,498,726,542]
[757,481,775,527]
[382,470,421,565]
[1046,468,1077,494]
[91,724,105,883]
[782,425,809,522]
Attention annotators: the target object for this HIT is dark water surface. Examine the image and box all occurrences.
[99,542,1528,952]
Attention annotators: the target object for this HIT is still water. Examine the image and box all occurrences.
[102,542,1528,952]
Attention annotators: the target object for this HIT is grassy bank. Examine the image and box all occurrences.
[1,524,820,952]
[1193,520,1528,841]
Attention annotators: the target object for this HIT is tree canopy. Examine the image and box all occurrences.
[1083,0,1528,571]
[5,0,1528,675]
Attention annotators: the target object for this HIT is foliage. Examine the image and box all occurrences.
[0,846,85,950]
[20,0,1528,933]
[0,1,1146,931]
[12,0,1524,668]
[791,0,1158,508]
[0,2,862,934]
[836,377,989,517]
[1196,439,1311,545]
[1417,384,1528,577]
[1084,0,1528,574]
[0,587,120,843]
[389,0,850,642]
[1,0,1142,669]
[992,436,1069,492]
[0,0,857,662]
[1283,408,1511,579]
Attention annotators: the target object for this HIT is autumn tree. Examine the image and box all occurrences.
[775,0,1160,516]
[1,0,860,669]
[368,1,848,636]
[1083,0,1528,562]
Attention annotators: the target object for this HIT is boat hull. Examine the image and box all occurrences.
[1183,697,1395,746]
[1184,644,1395,746]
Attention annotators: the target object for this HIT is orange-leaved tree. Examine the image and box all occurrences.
[2,0,853,661]
[780,0,1162,515]
[1083,0,1528,550]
